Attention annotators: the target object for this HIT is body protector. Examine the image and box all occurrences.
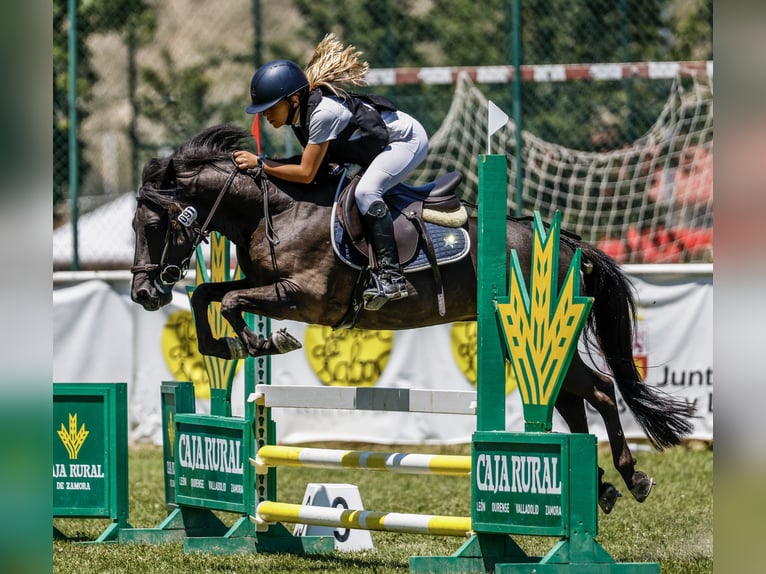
[292,88,398,168]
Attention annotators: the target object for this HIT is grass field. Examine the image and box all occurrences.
[53,442,712,573]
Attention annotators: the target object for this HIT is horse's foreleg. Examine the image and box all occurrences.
[190,280,254,359]
[219,286,302,357]
[555,389,622,513]
[563,357,654,503]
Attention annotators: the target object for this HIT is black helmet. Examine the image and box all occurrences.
[246,60,309,114]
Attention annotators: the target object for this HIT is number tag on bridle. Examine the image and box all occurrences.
[178,206,197,227]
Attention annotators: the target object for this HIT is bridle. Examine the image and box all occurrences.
[131,156,280,289]
[131,159,240,290]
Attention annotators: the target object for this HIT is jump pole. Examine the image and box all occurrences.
[254,445,471,477]
[256,502,472,538]
[409,149,660,572]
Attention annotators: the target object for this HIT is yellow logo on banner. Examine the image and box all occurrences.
[57,413,88,460]
[304,325,392,386]
[189,233,243,398]
[450,322,517,395]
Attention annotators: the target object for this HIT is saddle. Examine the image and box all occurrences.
[336,171,464,264]
[333,171,467,328]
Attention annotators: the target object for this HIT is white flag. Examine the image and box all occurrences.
[487,100,509,154]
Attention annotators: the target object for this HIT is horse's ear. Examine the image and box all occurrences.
[160,159,177,188]
[142,158,163,183]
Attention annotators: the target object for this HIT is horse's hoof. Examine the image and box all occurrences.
[225,337,248,359]
[272,329,302,354]
[630,471,655,502]
[598,483,622,514]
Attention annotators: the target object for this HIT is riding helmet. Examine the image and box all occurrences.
[246,60,309,114]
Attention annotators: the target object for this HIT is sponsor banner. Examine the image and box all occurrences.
[173,414,250,512]
[53,400,109,510]
[474,447,565,530]
[472,432,597,538]
[53,273,713,445]
[53,383,129,521]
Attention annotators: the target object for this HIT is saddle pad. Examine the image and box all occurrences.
[331,214,471,272]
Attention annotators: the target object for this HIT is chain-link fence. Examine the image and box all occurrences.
[53,0,712,269]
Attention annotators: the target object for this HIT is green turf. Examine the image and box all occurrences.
[53,442,712,573]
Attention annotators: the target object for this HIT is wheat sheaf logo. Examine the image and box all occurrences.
[495,212,593,428]
[57,413,89,460]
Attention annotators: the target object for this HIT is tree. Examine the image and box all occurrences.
[52,0,155,215]
[138,49,219,148]
[53,0,95,215]
[292,0,711,151]
[293,0,429,68]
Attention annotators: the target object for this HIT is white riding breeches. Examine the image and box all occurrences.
[354,112,429,215]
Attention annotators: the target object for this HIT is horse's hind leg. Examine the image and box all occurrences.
[562,355,654,503]
[555,389,622,513]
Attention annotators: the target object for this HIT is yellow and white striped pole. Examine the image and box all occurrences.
[255,501,472,537]
[253,445,471,477]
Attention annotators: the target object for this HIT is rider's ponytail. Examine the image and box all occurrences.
[304,33,369,97]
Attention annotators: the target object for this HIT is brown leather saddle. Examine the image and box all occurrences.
[333,171,465,327]
[336,171,464,265]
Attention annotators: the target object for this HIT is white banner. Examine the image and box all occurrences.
[573,274,713,441]
[52,272,712,445]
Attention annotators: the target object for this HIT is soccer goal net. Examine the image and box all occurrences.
[414,71,713,264]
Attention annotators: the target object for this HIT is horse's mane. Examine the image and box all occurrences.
[159,123,337,203]
[173,124,250,165]
[138,125,249,208]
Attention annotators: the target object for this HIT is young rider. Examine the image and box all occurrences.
[233,34,429,311]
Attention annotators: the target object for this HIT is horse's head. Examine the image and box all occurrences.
[131,124,279,311]
[130,157,199,311]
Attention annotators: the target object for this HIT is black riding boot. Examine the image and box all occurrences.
[362,201,408,310]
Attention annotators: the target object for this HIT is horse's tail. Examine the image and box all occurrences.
[576,240,697,450]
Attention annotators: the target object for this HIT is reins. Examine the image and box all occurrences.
[194,159,240,245]
[259,168,281,271]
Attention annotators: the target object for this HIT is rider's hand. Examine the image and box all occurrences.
[233,150,261,170]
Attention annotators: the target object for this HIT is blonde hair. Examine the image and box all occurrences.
[304,33,369,96]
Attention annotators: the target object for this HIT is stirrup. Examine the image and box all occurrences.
[363,273,408,311]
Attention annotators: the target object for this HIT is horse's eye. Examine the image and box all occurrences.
[145,220,163,233]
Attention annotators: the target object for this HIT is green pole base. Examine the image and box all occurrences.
[409,533,660,574]
[184,520,334,555]
[93,520,133,543]
[55,520,133,544]
[119,506,228,544]
[410,533,531,573]
[120,507,333,555]
[494,561,660,573]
